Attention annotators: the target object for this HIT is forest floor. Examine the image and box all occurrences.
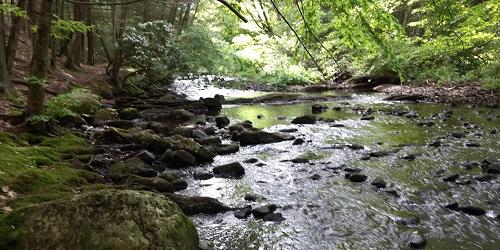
[0,34,110,131]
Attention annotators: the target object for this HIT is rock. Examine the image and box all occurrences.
[119,107,140,120]
[279,128,298,133]
[331,123,345,127]
[192,129,208,139]
[173,126,194,137]
[408,231,426,249]
[277,116,287,120]
[193,172,214,180]
[397,217,420,226]
[257,114,264,119]
[244,193,259,202]
[481,159,500,174]
[312,104,328,113]
[442,174,460,182]
[172,179,188,191]
[198,240,214,250]
[444,202,459,210]
[402,154,417,161]
[458,206,486,216]
[263,213,286,222]
[0,190,198,250]
[196,136,222,146]
[238,130,293,146]
[310,174,321,180]
[345,173,368,182]
[473,174,496,182]
[165,194,230,216]
[214,94,225,102]
[167,150,197,168]
[252,204,278,218]
[332,107,342,111]
[464,141,481,147]
[344,168,362,173]
[293,138,305,145]
[417,121,435,127]
[171,109,195,122]
[455,177,472,185]
[234,207,252,219]
[213,162,245,178]
[244,158,259,163]
[109,157,153,181]
[451,132,466,138]
[291,158,309,163]
[213,144,239,155]
[127,176,174,193]
[203,126,216,135]
[291,115,316,124]
[360,115,375,121]
[215,116,230,128]
[428,140,442,147]
[368,150,391,157]
[93,108,119,125]
[371,177,387,188]
[347,144,364,150]
[135,150,155,164]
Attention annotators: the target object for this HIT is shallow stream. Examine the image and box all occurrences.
[173,79,500,249]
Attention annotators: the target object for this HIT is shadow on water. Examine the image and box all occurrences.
[173,79,500,250]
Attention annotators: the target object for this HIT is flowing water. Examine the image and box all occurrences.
[172,79,500,249]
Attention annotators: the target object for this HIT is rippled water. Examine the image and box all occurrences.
[173,80,500,249]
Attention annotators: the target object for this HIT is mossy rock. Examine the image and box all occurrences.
[0,189,199,250]
[93,108,119,125]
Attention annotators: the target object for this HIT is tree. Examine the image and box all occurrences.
[27,0,53,116]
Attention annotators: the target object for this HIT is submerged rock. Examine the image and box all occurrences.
[263,213,286,222]
[0,189,199,250]
[238,130,294,146]
[371,177,387,188]
[213,162,245,178]
[291,115,316,124]
[293,138,305,145]
[193,171,214,180]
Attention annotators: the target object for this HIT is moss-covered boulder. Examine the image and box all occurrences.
[0,189,199,250]
[93,108,120,125]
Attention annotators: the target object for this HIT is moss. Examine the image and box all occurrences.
[0,132,102,209]
[298,151,328,161]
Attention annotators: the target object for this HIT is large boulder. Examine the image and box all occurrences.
[238,130,294,146]
[213,162,245,178]
[0,189,199,250]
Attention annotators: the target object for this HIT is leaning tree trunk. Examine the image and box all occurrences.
[27,0,53,116]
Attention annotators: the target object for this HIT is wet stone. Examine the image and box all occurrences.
[371,177,387,188]
[458,206,486,216]
[291,115,316,124]
[244,193,259,202]
[293,138,305,145]
[252,204,278,218]
[473,174,496,182]
[193,172,214,180]
[243,158,259,164]
[360,115,375,121]
[330,123,346,127]
[215,116,230,128]
[345,173,368,183]
[464,141,481,147]
[428,140,442,147]
[408,231,427,249]
[397,217,420,227]
[442,174,460,182]
[402,154,417,161]
[213,162,245,179]
[291,158,309,164]
[344,168,362,173]
[234,207,252,219]
[135,150,155,164]
[279,128,298,133]
[451,132,466,138]
[310,174,321,180]
[263,213,286,222]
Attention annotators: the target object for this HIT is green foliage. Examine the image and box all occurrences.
[25,76,46,86]
[46,88,101,120]
[0,3,27,17]
[51,16,92,39]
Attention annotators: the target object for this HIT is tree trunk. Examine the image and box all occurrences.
[6,0,28,73]
[0,5,16,98]
[86,3,94,65]
[27,0,53,116]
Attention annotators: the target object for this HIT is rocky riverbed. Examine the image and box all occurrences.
[6,77,496,249]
